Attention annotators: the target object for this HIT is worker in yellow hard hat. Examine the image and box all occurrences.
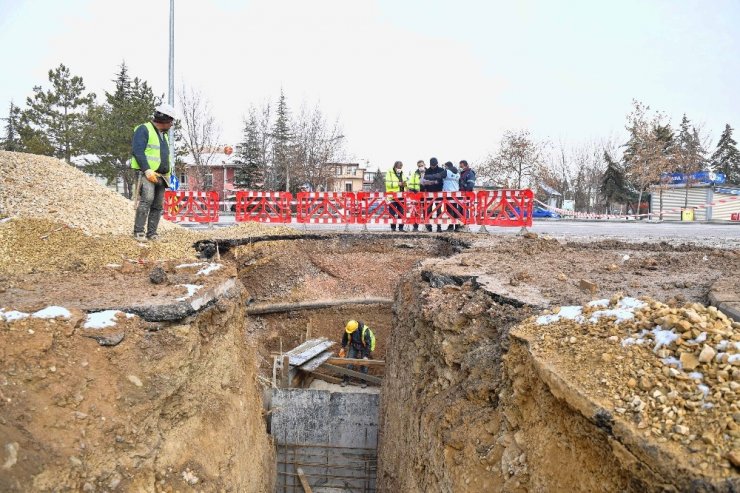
[339,319,375,387]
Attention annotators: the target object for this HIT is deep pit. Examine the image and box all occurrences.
[1,228,739,492]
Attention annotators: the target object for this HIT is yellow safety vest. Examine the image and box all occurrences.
[408,170,422,192]
[131,122,171,176]
[385,169,404,193]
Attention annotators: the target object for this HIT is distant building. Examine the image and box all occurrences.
[325,162,365,192]
[177,147,239,198]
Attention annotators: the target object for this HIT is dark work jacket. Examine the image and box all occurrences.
[460,168,476,191]
[341,323,372,352]
[423,166,446,192]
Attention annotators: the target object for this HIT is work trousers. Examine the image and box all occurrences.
[343,345,369,382]
[133,172,167,237]
[389,198,404,231]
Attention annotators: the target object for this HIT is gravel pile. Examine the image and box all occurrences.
[0,151,300,276]
[0,150,180,235]
[518,296,740,474]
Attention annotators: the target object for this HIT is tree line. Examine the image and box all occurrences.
[0,62,347,198]
[2,64,739,209]
[479,100,739,214]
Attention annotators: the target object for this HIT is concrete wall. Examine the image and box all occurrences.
[271,389,379,448]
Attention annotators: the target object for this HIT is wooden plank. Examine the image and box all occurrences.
[286,339,335,367]
[299,350,335,372]
[307,371,343,385]
[321,364,382,385]
[296,467,313,493]
[325,357,385,367]
[281,355,290,388]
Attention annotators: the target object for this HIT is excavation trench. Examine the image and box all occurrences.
[234,233,739,493]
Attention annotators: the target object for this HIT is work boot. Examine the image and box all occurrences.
[446,225,454,232]
[147,233,160,241]
[390,225,396,231]
[340,380,348,387]
[436,225,442,233]
[425,225,432,232]
[133,232,147,242]
[398,225,405,231]
[361,382,367,389]
[412,225,419,231]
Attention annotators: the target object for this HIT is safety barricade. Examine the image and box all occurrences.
[476,189,533,228]
[355,192,421,226]
[235,191,292,223]
[419,192,477,225]
[163,190,220,223]
[296,192,356,224]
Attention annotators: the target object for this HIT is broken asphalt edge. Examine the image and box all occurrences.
[86,278,238,322]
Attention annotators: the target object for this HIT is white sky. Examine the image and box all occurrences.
[1,0,738,173]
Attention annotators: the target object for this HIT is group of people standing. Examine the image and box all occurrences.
[385,158,476,232]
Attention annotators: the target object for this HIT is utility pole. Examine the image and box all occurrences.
[168,0,176,180]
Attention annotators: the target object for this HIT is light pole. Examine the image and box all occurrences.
[168,0,175,182]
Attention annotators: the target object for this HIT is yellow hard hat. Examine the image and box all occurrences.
[345,320,359,334]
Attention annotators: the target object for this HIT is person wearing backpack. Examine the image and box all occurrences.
[340,320,375,388]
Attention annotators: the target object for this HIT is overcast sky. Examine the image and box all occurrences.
[1,0,738,172]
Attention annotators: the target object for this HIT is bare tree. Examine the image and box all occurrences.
[479,130,546,189]
[291,102,346,192]
[178,85,221,190]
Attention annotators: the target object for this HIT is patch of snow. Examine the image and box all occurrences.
[0,309,30,322]
[688,372,703,380]
[196,263,222,276]
[590,308,635,324]
[662,356,681,368]
[617,297,646,310]
[716,341,729,351]
[702,402,714,409]
[32,306,71,319]
[688,332,707,344]
[84,310,126,329]
[176,262,206,269]
[588,299,609,308]
[177,284,203,301]
[698,384,710,397]
[729,354,740,364]
[651,327,679,352]
[716,352,726,362]
[536,306,584,325]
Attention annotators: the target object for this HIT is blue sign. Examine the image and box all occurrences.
[660,171,726,185]
[169,174,180,190]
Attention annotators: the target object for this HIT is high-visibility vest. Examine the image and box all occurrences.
[385,169,404,193]
[408,170,422,191]
[131,122,170,176]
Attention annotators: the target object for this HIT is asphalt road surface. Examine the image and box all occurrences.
[182,216,739,248]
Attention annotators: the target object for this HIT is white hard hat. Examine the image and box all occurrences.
[154,103,177,120]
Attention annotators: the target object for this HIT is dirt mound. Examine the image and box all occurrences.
[516,296,740,476]
[0,151,180,235]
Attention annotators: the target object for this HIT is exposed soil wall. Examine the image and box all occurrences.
[0,283,274,492]
[378,258,739,492]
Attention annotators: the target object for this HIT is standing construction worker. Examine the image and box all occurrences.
[385,161,407,232]
[458,160,476,231]
[340,320,374,388]
[131,104,176,241]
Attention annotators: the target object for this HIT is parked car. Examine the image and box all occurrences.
[508,206,560,219]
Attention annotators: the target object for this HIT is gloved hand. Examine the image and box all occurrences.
[144,169,159,184]
[338,348,346,358]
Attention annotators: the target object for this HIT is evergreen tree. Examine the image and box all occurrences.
[600,151,628,212]
[1,101,22,151]
[270,89,295,192]
[21,63,96,162]
[86,62,159,197]
[711,124,740,185]
[235,110,264,189]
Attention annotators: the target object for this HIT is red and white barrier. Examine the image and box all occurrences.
[476,189,534,228]
[355,192,419,225]
[163,191,219,223]
[235,191,292,223]
[420,192,477,225]
[296,192,356,224]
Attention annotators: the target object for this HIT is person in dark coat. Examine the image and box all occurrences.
[422,158,446,232]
